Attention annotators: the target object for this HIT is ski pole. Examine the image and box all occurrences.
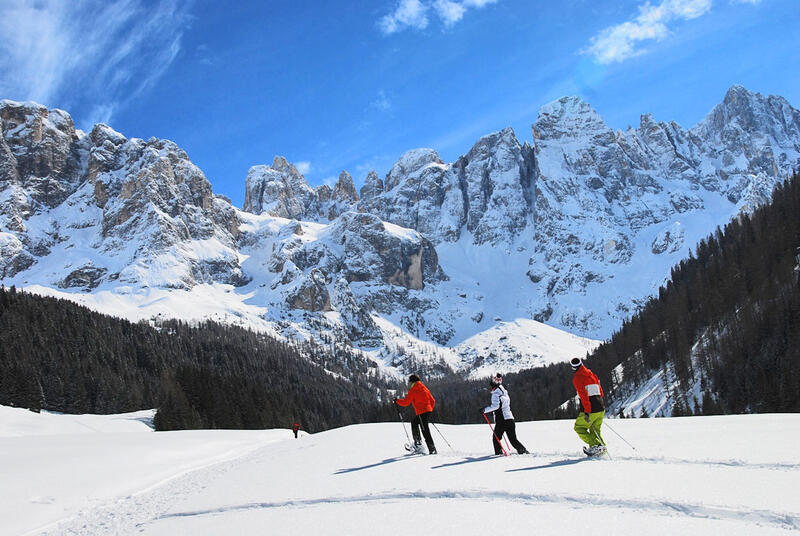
[604,420,637,451]
[430,421,455,452]
[483,413,509,456]
[396,408,412,445]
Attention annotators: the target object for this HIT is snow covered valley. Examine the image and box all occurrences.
[2,406,797,535]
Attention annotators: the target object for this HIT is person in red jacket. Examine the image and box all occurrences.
[395,374,437,454]
[292,422,300,438]
[570,357,607,456]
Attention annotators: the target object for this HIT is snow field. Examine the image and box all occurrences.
[4,408,796,536]
[0,407,289,536]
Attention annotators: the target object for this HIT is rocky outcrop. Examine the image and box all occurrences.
[0,99,245,288]
[243,156,319,220]
[359,171,384,201]
[331,277,382,345]
[267,212,443,301]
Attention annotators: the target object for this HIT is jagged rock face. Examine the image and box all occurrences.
[286,268,332,312]
[358,148,465,243]
[330,277,382,344]
[525,87,800,333]
[0,100,245,288]
[690,85,800,202]
[243,156,319,220]
[359,171,384,201]
[243,161,362,223]
[332,171,358,204]
[356,132,535,245]
[326,171,359,220]
[269,212,442,300]
[0,101,86,232]
[452,127,535,244]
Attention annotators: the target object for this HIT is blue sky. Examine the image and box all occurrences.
[1,0,798,207]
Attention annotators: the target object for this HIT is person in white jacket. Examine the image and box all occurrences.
[482,373,529,455]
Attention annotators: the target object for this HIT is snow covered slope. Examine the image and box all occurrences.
[4,406,798,536]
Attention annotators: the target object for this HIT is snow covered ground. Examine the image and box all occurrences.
[2,406,798,535]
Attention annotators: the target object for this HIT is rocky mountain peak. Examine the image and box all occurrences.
[464,126,520,160]
[695,85,800,142]
[385,148,445,191]
[533,96,610,140]
[333,170,358,203]
[89,123,127,147]
[271,155,301,175]
[242,156,316,219]
[359,170,384,201]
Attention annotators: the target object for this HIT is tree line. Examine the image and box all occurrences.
[0,288,399,432]
[587,170,800,416]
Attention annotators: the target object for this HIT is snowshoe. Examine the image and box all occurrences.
[405,441,426,454]
[583,445,607,457]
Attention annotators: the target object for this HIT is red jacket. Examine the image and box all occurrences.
[396,381,435,415]
[573,366,605,414]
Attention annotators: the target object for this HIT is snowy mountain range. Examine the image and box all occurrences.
[1,86,799,377]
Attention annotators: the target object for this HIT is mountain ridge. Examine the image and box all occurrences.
[1,86,798,377]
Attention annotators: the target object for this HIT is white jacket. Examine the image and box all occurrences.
[484,385,514,420]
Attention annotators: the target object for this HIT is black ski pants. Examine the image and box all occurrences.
[492,416,528,455]
[411,411,436,451]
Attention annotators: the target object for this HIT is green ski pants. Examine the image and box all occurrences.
[574,411,605,446]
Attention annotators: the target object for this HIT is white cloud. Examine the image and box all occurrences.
[730,0,761,4]
[379,0,497,35]
[379,0,430,34]
[0,0,191,128]
[295,161,312,175]
[370,90,393,112]
[582,0,712,64]
[434,0,467,26]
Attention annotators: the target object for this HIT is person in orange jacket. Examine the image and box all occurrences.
[571,357,607,456]
[395,374,437,454]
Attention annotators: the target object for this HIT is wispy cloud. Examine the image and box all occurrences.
[379,0,497,35]
[295,161,312,175]
[582,0,712,64]
[0,0,192,128]
[370,90,393,112]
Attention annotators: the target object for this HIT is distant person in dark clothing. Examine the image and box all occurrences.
[292,422,300,438]
[395,374,437,454]
[482,373,529,455]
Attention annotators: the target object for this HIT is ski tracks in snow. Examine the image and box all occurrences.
[151,488,800,531]
[30,446,265,536]
[28,449,800,535]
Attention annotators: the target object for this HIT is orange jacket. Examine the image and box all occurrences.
[396,381,435,415]
[573,365,605,414]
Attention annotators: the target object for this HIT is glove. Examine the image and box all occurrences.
[393,398,398,404]
[480,409,485,415]
[583,413,590,423]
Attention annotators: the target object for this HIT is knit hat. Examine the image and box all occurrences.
[570,357,582,370]
[408,374,420,383]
